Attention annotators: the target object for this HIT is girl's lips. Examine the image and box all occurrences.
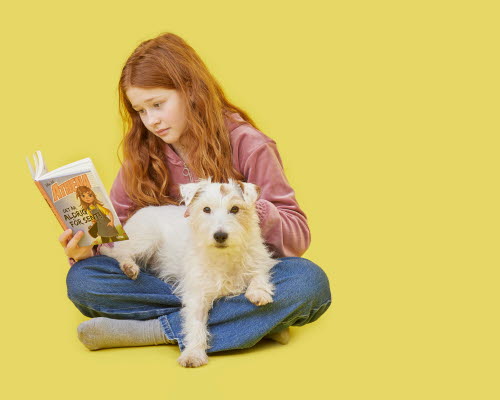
[156,128,170,134]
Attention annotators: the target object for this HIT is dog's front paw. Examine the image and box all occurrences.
[245,287,274,306]
[120,263,140,280]
[177,349,208,368]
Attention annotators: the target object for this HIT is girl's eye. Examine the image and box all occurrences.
[203,207,211,213]
[230,206,239,214]
[136,103,161,113]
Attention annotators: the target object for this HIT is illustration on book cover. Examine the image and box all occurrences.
[47,171,128,245]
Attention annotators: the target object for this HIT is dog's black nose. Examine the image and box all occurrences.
[214,231,228,243]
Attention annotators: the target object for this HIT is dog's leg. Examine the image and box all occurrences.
[177,291,214,368]
[100,234,158,280]
[245,271,275,306]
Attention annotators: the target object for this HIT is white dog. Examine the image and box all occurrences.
[100,178,278,367]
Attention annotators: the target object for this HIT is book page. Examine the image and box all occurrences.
[38,157,93,180]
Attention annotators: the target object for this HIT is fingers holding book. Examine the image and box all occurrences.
[59,229,94,263]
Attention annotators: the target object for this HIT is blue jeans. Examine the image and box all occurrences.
[66,255,332,354]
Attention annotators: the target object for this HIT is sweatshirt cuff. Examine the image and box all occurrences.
[255,199,280,232]
[255,199,270,224]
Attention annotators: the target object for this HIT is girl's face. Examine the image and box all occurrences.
[81,191,95,204]
[126,86,189,146]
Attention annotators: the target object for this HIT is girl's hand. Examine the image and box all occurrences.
[59,229,94,263]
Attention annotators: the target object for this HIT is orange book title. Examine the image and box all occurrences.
[52,173,91,202]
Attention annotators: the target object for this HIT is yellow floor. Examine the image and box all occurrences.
[3,1,498,398]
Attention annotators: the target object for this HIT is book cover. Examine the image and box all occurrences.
[28,152,129,246]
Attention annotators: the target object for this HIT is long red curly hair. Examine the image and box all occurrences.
[117,32,258,215]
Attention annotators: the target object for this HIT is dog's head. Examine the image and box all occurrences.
[179,178,261,249]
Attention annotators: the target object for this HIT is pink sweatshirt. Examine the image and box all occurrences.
[70,113,310,264]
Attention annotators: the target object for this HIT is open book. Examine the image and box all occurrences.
[27,151,129,246]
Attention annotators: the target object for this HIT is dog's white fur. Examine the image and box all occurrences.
[100,178,278,367]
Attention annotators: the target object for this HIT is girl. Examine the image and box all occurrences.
[75,186,119,243]
[59,32,331,357]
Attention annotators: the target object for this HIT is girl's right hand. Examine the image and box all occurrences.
[59,229,94,262]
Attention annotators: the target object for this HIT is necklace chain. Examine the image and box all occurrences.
[182,163,193,182]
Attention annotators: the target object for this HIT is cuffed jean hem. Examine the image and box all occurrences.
[158,298,332,353]
[158,315,185,348]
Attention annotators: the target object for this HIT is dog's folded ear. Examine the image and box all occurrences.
[235,180,261,204]
[180,182,202,207]
[179,178,212,207]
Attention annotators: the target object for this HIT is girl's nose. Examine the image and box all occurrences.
[149,116,160,126]
[146,111,161,126]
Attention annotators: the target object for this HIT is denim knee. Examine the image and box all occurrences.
[275,257,332,311]
[66,255,118,305]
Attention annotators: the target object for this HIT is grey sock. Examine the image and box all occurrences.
[77,317,176,351]
[265,327,290,344]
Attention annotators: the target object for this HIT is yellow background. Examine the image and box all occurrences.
[1,0,498,399]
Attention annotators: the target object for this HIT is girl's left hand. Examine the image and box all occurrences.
[59,229,94,264]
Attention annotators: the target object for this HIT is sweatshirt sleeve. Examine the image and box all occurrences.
[109,167,134,226]
[242,141,311,258]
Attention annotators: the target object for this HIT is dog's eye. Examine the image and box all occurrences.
[230,206,239,214]
[203,207,211,213]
